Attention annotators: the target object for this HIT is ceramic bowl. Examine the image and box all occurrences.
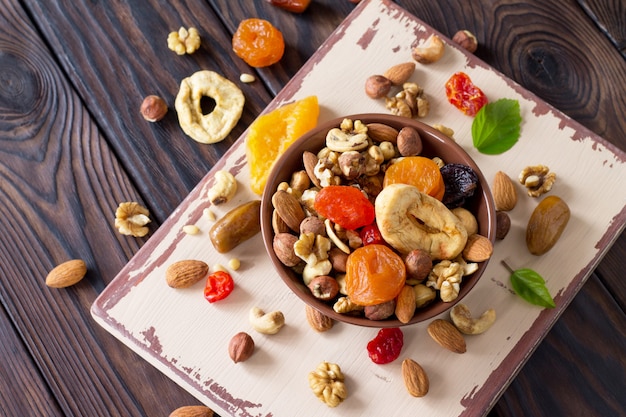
[260,114,496,327]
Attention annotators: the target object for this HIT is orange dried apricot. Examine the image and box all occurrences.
[383,156,445,200]
[246,95,319,195]
[232,18,285,68]
[345,244,406,306]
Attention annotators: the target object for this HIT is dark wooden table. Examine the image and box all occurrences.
[1,0,624,416]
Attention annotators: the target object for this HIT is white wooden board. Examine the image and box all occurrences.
[92,0,626,416]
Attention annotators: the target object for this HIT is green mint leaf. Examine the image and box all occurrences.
[472,98,522,154]
[510,268,555,308]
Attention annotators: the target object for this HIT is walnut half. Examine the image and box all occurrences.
[115,202,151,237]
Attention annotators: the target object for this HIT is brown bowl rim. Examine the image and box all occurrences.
[260,113,496,328]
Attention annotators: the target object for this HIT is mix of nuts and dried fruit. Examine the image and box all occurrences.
[47,11,571,413]
[269,118,493,324]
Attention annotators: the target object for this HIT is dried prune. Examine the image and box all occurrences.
[440,163,478,208]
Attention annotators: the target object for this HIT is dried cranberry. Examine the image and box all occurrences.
[359,223,385,246]
[366,328,404,364]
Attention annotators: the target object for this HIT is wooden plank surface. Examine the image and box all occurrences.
[0,0,624,416]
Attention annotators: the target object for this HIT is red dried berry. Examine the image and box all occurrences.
[360,223,385,246]
[445,72,488,116]
[204,270,234,303]
[366,328,404,364]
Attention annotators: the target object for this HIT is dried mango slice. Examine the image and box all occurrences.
[246,95,319,195]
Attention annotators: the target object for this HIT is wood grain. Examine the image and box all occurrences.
[0,0,624,416]
[0,0,200,415]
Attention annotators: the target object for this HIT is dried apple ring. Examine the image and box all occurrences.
[174,70,245,144]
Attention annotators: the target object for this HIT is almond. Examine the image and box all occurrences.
[366,122,399,144]
[305,305,334,332]
[462,234,493,262]
[395,285,416,324]
[401,358,429,397]
[168,405,214,417]
[166,260,209,288]
[492,171,518,211]
[427,319,466,353]
[45,259,87,288]
[383,62,416,85]
[271,189,305,232]
[302,151,321,188]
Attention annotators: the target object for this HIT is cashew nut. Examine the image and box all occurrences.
[375,184,468,259]
[412,34,445,64]
[450,303,496,335]
[325,128,369,152]
[207,170,237,205]
[249,306,285,335]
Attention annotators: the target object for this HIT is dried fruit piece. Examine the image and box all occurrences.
[209,200,261,253]
[45,259,87,288]
[402,359,429,397]
[366,327,404,364]
[359,222,385,246]
[175,70,245,144]
[440,163,479,208]
[204,270,234,303]
[314,185,375,230]
[445,71,487,116]
[526,195,570,255]
[246,96,319,195]
[266,0,311,13]
[383,156,445,200]
[232,18,285,67]
[345,244,406,306]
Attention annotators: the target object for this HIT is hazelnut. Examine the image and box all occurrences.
[228,332,255,363]
[404,249,432,283]
[308,275,340,300]
[365,75,392,98]
[364,300,396,321]
[396,126,423,156]
[452,30,478,53]
[140,95,168,122]
[495,211,511,240]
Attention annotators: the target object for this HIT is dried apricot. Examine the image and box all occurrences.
[246,95,319,195]
[382,156,445,200]
[232,18,285,68]
[345,244,406,306]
